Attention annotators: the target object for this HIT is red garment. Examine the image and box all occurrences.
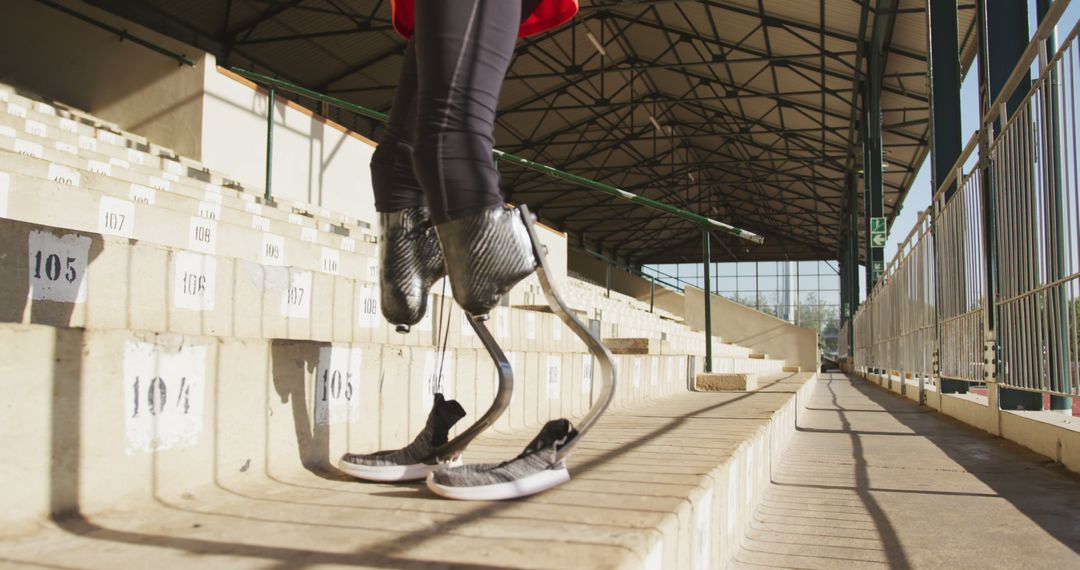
[391,0,578,39]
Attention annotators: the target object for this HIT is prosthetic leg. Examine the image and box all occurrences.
[426,205,617,500]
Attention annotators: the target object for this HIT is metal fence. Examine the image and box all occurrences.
[852,10,1079,401]
[991,19,1080,397]
[935,162,987,382]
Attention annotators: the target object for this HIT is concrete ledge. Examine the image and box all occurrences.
[748,353,767,359]
[782,366,801,373]
[603,337,668,355]
[1002,410,1080,473]
[855,372,1080,475]
[695,372,759,391]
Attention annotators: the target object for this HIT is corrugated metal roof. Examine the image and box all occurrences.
[84,0,978,263]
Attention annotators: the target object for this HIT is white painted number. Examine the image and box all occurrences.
[197,201,220,220]
[357,284,379,329]
[129,184,156,205]
[47,163,79,186]
[314,347,363,425]
[25,119,46,137]
[174,251,216,311]
[547,355,561,400]
[422,350,455,411]
[320,247,340,274]
[14,139,43,158]
[188,218,217,254]
[28,230,90,303]
[280,271,312,318]
[98,196,134,238]
[582,355,594,395]
[262,233,285,266]
[123,341,207,454]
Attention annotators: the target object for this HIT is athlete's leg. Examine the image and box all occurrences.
[369,38,445,331]
[370,38,424,212]
[410,0,523,224]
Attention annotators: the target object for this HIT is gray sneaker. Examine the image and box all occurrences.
[339,393,466,482]
[427,419,577,500]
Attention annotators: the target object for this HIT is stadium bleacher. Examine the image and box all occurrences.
[0,79,802,542]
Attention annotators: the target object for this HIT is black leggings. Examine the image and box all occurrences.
[371,0,540,224]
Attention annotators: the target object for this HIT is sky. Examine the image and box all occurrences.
[873,1,1080,301]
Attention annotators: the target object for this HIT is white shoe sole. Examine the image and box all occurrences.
[339,456,462,482]
[425,466,570,500]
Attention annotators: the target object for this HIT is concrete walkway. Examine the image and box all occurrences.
[733,373,1080,569]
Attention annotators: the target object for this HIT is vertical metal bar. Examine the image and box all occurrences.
[605,262,612,298]
[649,275,655,313]
[927,0,965,392]
[1037,0,1071,411]
[264,86,275,203]
[703,231,713,373]
[982,0,1042,409]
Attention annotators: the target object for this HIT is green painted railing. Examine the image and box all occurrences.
[231,66,768,373]
[229,67,763,244]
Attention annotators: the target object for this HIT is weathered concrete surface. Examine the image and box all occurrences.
[0,372,817,569]
[732,373,1080,569]
[695,372,758,392]
[683,287,818,373]
[604,337,669,355]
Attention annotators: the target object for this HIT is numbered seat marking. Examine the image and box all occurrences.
[98,196,135,238]
[28,230,90,303]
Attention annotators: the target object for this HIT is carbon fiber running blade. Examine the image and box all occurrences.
[434,313,513,460]
[518,205,617,462]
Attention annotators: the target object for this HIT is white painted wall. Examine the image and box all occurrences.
[200,63,377,225]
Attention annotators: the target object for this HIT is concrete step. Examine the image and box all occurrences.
[0,98,243,197]
[0,212,616,358]
[603,337,670,355]
[0,211,748,386]
[0,321,816,567]
[0,142,358,252]
[0,164,374,282]
[0,323,708,521]
[0,124,363,240]
[0,100,371,232]
[0,86,256,197]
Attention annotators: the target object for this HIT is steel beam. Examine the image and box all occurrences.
[979,0,1034,407]
[927,0,964,201]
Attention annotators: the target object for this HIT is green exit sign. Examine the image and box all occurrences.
[870,217,887,248]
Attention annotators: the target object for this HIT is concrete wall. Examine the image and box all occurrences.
[0,0,379,225]
[0,0,206,158]
[566,249,684,317]
[201,66,377,225]
[684,287,819,372]
[858,371,1080,475]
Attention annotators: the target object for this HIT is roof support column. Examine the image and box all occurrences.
[926,0,963,201]
[849,172,861,318]
[926,0,967,394]
[702,231,713,373]
[841,171,860,358]
[977,0,1036,409]
[1037,0,1070,412]
[862,79,884,293]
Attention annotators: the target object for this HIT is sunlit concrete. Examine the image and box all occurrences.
[732,373,1080,569]
[0,373,816,569]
